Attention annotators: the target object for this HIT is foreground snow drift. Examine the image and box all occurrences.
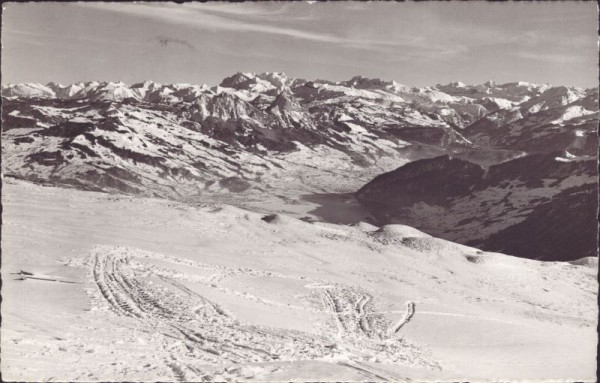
[1,180,597,381]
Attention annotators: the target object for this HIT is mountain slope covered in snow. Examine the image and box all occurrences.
[1,180,597,381]
[3,73,491,199]
[356,152,597,261]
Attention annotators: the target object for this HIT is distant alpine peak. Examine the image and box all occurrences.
[46,81,65,88]
[130,80,162,89]
[343,75,398,89]
[2,74,592,111]
[515,80,543,87]
[448,81,466,88]
[219,71,289,92]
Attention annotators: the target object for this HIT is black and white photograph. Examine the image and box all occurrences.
[1,1,598,381]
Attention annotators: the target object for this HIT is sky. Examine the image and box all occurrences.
[2,2,598,87]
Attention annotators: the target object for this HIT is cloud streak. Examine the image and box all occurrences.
[513,51,583,64]
[80,3,346,44]
[77,2,452,56]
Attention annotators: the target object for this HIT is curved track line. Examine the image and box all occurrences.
[388,301,415,335]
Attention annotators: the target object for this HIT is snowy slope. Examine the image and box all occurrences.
[2,180,596,381]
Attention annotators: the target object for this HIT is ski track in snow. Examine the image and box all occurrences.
[337,361,412,382]
[388,301,416,335]
[320,287,389,341]
[86,246,439,380]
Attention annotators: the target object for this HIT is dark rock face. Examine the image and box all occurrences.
[41,122,96,138]
[3,115,38,131]
[218,177,252,193]
[26,150,66,166]
[13,136,35,144]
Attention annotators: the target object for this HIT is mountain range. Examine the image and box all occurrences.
[2,72,598,261]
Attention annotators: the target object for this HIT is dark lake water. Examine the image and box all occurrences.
[300,192,377,225]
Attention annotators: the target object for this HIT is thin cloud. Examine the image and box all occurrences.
[514,51,582,64]
[79,3,344,44]
[77,3,437,53]
[186,3,292,17]
[4,28,151,47]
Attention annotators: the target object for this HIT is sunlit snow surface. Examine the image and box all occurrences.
[1,179,597,382]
